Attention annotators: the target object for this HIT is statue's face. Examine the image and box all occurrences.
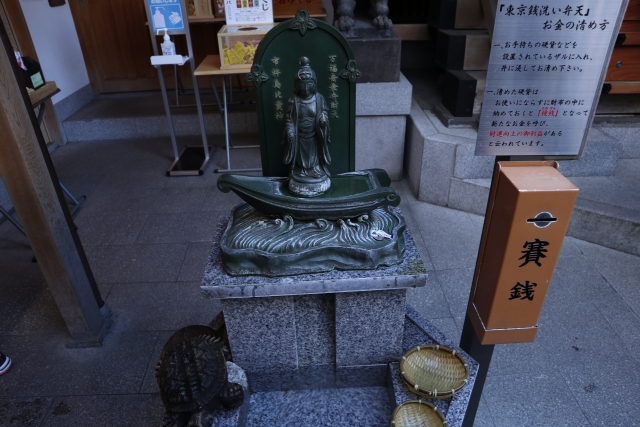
[296,79,316,100]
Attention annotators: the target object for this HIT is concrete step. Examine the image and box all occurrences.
[447,160,640,256]
[405,102,640,256]
[405,102,626,205]
[62,92,257,142]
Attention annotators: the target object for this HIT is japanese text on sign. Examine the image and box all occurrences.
[508,238,549,302]
[476,1,625,156]
[225,0,273,25]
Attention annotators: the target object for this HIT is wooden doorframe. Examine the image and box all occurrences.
[67,0,162,93]
[1,0,64,144]
[67,0,104,94]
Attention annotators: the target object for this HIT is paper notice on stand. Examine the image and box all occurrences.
[475,0,626,157]
[224,0,273,25]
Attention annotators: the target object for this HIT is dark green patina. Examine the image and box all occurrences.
[247,9,358,177]
[216,9,405,276]
[220,204,406,277]
[217,169,398,221]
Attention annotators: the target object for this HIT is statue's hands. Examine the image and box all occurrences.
[319,114,328,128]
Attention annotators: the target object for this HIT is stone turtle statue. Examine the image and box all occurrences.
[155,325,244,427]
[333,0,392,32]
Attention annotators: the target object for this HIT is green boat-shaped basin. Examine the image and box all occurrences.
[217,169,401,220]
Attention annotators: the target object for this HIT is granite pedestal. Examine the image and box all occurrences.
[202,212,427,389]
[201,213,477,426]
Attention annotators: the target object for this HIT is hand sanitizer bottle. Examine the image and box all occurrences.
[153,8,166,29]
[160,29,176,56]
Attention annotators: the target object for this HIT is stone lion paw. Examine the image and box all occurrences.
[372,15,392,30]
[334,15,355,32]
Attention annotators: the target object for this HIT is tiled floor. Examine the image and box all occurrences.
[0,136,639,426]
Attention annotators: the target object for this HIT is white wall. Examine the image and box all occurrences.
[19,0,89,104]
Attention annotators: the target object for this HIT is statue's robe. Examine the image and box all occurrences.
[283,93,331,177]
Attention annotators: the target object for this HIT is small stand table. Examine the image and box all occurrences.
[194,55,261,174]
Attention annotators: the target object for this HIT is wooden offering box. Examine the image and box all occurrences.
[218,24,274,69]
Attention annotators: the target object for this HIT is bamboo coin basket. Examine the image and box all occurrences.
[400,344,469,399]
[391,400,448,427]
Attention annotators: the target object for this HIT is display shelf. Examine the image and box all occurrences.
[185,10,327,24]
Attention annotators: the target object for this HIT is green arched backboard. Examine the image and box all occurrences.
[246,9,361,177]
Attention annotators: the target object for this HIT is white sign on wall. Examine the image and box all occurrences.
[224,0,273,25]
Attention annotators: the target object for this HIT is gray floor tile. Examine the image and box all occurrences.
[436,268,474,319]
[55,172,107,203]
[146,187,210,212]
[163,169,219,189]
[482,375,529,427]
[485,370,590,427]
[74,187,158,217]
[92,171,170,192]
[135,211,223,244]
[472,396,497,427]
[466,212,485,230]
[392,181,435,271]
[81,187,209,217]
[0,226,37,265]
[560,358,640,427]
[0,283,66,336]
[74,213,149,246]
[592,290,640,365]
[0,262,45,288]
[0,397,53,426]
[487,338,553,377]
[406,272,452,319]
[105,282,222,331]
[572,239,640,312]
[0,331,158,397]
[42,394,164,427]
[178,242,215,282]
[614,158,640,183]
[408,202,481,270]
[548,255,618,306]
[84,243,189,284]
[535,299,630,370]
[558,236,583,258]
[428,317,461,344]
[213,147,262,171]
[139,331,174,394]
[201,187,246,213]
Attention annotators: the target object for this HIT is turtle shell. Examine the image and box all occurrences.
[155,325,228,413]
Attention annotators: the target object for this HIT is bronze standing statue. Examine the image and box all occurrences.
[283,57,332,197]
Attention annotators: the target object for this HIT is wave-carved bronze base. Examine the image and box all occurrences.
[220,203,406,277]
